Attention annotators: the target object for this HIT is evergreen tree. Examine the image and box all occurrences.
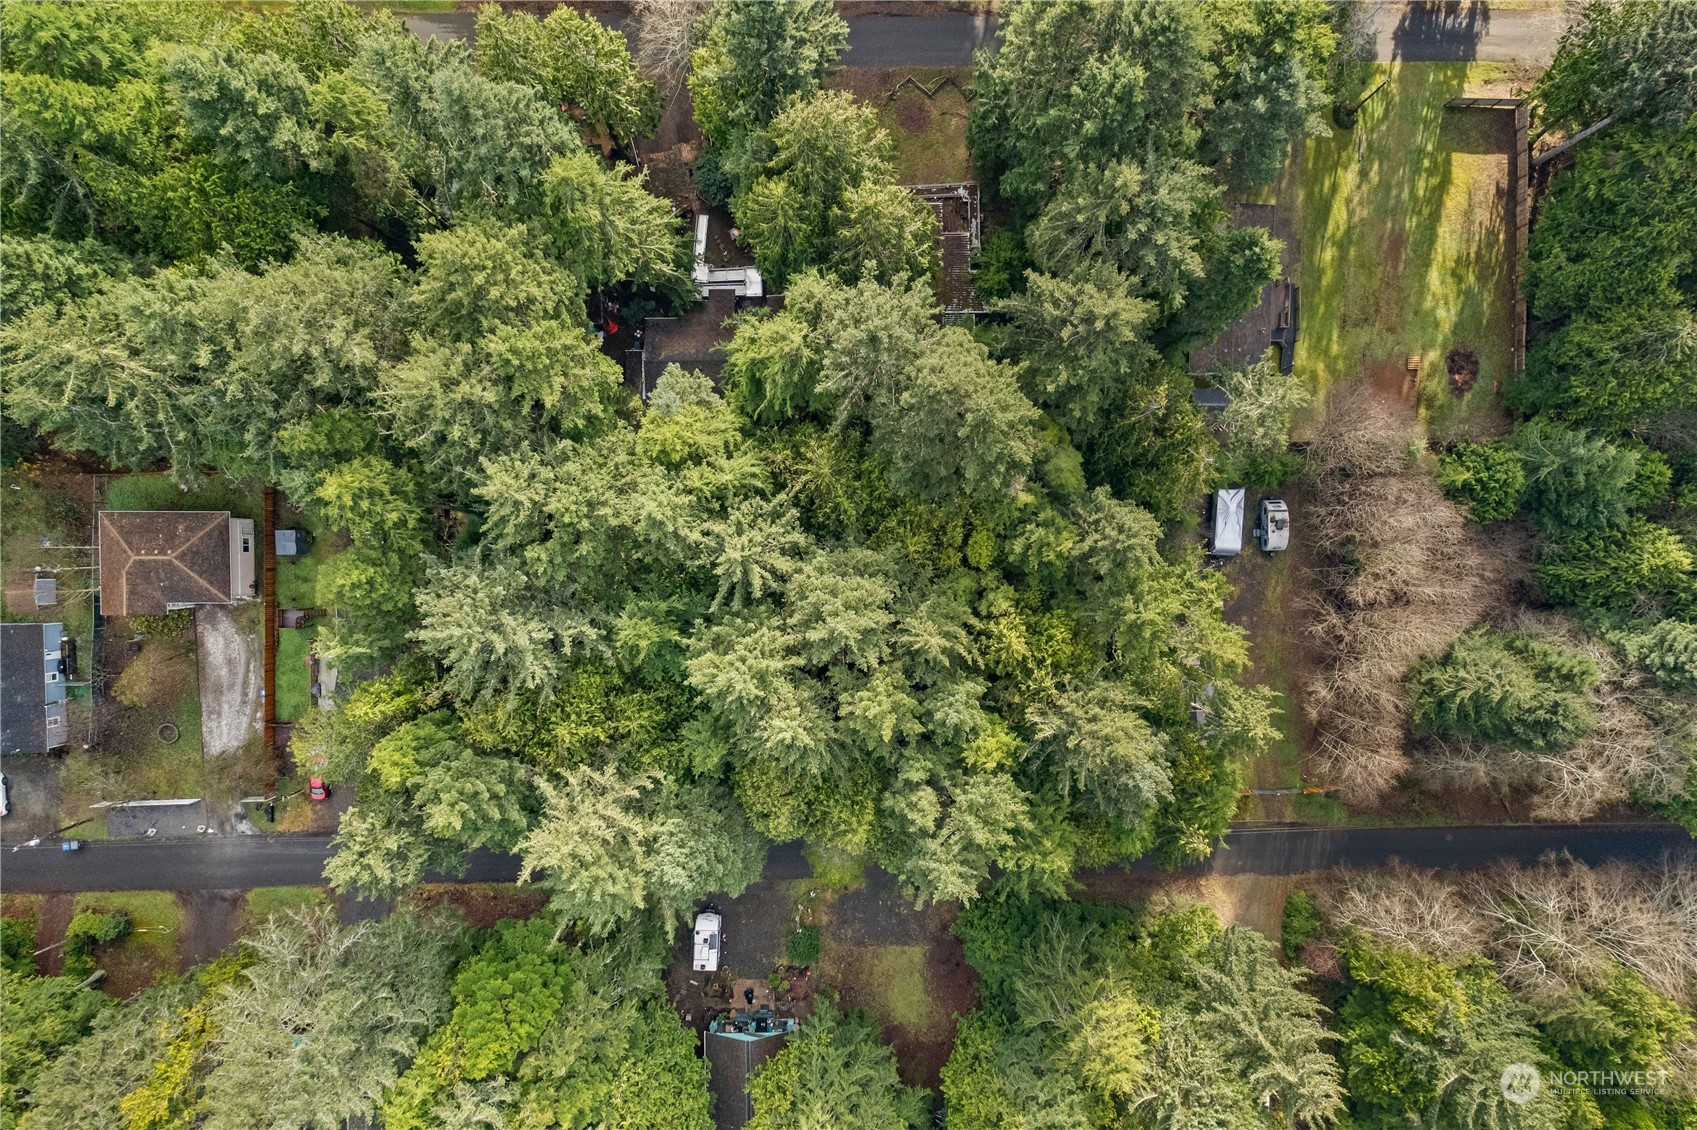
[746,1004,929,1130]
[1409,629,1599,751]
[1438,440,1527,523]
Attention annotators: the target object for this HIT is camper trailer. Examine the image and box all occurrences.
[693,909,723,972]
[1211,488,1246,557]
[1258,499,1291,553]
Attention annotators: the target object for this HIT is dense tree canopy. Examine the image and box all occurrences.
[5,4,1303,1087]
[1493,11,1697,630]
[688,0,847,201]
[964,0,1336,523]
[12,906,717,1130]
[945,895,1345,1129]
[734,91,939,290]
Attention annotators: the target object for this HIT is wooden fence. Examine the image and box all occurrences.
[1447,97,1530,374]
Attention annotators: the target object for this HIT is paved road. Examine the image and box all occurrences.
[1373,2,1568,64]
[403,4,1562,67]
[5,824,1689,894]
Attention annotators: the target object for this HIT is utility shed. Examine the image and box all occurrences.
[705,1018,794,1130]
[1,622,68,753]
[1187,203,1302,376]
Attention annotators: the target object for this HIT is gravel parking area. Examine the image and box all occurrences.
[195,605,262,757]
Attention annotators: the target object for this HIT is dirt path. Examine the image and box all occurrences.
[1218,483,1329,822]
[177,889,242,966]
[195,605,262,757]
[33,893,74,976]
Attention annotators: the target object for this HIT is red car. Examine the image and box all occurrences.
[308,777,330,802]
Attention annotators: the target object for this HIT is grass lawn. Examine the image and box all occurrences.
[820,942,934,1032]
[275,628,316,723]
[1275,62,1516,442]
[829,67,974,184]
[240,886,326,932]
[61,634,205,825]
[101,472,262,521]
[275,545,324,609]
[75,890,181,994]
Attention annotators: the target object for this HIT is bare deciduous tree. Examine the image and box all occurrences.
[1469,856,1697,1005]
[1327,863,1493,955]
[1300,387,1505,803]
[1411,611,1697,820]
[1325,855,1697,1007]
[631,0,710,83]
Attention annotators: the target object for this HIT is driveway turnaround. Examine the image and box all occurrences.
[5,824,1690,894]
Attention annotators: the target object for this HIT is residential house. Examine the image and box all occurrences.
[704,1011,796,1130]
[1,622,68,753]
[97,511,256,618]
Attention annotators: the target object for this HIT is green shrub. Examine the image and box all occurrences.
[1618,618,1697,691]
[1537,518,1694,612]
[1410,629,1599,750]
[693,147,732,206]
[1516,419,1644,533]
[787,926,821,967]
[59,911,131,981]
[1436,440,1525,523]
[129,609,194,638]
[1281,891,1321,959]
[1,915,38,976]
[972,227,1030,303]
[1627,444,1674,509]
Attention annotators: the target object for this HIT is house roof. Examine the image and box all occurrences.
[1187,203,1303,376]
[2,622,62,753]
[705,1028,791,1130]
[98,511,233,617]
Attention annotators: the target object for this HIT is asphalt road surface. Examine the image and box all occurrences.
[6,823,1689,894]
[403,4,1562,67]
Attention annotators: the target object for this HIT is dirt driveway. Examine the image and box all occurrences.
[0,752,64,842]
[195,605,262,757]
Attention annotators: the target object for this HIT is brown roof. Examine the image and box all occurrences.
[98,511,232,617]
[1187,203,1302,375]
[706,1029,791,1130]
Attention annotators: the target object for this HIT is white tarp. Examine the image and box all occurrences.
[1211,488,1245,557]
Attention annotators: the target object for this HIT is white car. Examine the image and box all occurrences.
[692,910,723,972]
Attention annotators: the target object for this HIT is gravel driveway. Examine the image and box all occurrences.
[195,605,262,756]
